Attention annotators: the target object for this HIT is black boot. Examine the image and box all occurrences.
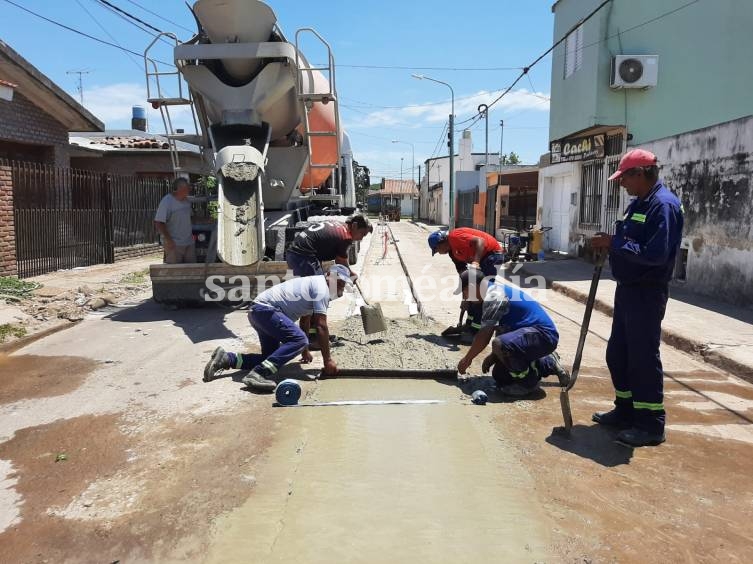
[592,409,633,429]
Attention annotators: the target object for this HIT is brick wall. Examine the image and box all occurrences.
[0,92,70,167]
[0,165,17,276]
[114,243,161,262]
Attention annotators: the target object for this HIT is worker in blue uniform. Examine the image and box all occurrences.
[592,149,684,447]
[457,269,570,397]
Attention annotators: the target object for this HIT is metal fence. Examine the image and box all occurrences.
[7,160,169,278]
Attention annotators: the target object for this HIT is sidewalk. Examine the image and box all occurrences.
[517,256,753,380]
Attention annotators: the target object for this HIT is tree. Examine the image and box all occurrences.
[353,160,371,206]
[500,151,521,165]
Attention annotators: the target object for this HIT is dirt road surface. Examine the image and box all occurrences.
[0,223,751,563]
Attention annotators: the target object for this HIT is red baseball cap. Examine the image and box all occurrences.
[608,149,658,181]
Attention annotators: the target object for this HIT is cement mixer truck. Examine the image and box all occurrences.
[144,0,360,302]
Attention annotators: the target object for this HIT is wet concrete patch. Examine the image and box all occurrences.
[0,354,99,404]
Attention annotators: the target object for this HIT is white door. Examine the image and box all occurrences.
[543,176,570,253]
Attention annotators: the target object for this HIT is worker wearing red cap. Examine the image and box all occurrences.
[591,149,684,447]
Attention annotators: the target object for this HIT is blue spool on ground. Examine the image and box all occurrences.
[471,390,488,405]
[275,379,302,406]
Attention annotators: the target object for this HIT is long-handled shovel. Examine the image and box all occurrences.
[354,280,387,335]
[560,251,606,434]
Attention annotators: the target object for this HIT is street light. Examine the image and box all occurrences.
[412,73,455,228]
[391,139,415,185]
[400,157,404,182]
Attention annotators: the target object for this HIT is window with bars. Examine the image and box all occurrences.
[579,160,603,227]
[564,24,584,79]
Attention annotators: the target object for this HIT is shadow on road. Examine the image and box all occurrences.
[546,424,634,467]
[405,332,463,352]
[105,300,238,344]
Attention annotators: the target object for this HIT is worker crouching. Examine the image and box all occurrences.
[203,265,351,392]
[456,269,570,397]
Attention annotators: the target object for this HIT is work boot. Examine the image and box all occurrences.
[242,367,277,392]
[203,347,231,382]
[592,409,633,430]
[499,382,541,398]
[548,352,571,388]
[615,427,666,447]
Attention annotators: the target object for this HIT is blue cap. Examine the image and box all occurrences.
[428,230,448,255]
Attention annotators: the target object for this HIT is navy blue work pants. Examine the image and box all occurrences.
[492,326,559,388]
[239,303,308,374]
[606,284,668,434]
[286,250,324,277]
[480,251,507,277]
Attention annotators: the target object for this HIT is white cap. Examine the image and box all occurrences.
[329,264,352,283]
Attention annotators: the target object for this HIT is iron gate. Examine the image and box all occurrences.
[10,160,168,278]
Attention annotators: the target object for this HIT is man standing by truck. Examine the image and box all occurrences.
[154,178,195,264]
[203,264,351,391]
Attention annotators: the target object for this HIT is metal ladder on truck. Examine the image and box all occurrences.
[143,33,204,178]
[295,29,342,206]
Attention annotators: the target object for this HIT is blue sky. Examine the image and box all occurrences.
[0,0,555,181]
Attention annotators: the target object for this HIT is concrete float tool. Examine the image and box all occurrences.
[274,379,444,407]
[441,308,466,337]
[354,279,387,335]
[559,250,606,434]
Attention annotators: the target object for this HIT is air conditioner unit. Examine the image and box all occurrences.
[610,55,659,89]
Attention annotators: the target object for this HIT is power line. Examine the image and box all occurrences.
[96,0,164,35]
[481,0,700,119]
[93,0,177,47]
[0,0,174,66]
[75,0,143,71]
[123,0,194,34]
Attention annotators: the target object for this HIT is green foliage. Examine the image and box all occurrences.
[353,161,371,206]
[120,269,149,285]
[0,324,26,343]
[196,175,217,195]
[0,276,40,299]
[500,151,522,165]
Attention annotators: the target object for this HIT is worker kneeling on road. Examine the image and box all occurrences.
[428,227,507,277]
[203,265,351,392]
[456,270,570,397]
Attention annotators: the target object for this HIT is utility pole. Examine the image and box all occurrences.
[448,112,455,228]
[499,119,505,169]
[66,70,91,105]
[478,104,489,167]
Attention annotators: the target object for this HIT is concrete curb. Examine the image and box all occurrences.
[518,264,753,382]
[387,223,428,320]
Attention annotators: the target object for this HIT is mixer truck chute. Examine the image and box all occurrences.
[144,0,359,303]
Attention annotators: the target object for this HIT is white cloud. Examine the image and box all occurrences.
[345,88,550,129]
[77,83,196,133]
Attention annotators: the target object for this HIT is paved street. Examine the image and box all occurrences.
[0,221,751,562]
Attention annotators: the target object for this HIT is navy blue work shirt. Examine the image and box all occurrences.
[609,181,684,286]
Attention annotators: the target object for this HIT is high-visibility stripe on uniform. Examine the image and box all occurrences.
[471,322,482,329]
[308,328,317,335]
[510,367,529,379]
[615,389,633,399]
[235,355,243,370]
[630,213,647,223]
[262,359,278,374]
[633,401,664,411]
